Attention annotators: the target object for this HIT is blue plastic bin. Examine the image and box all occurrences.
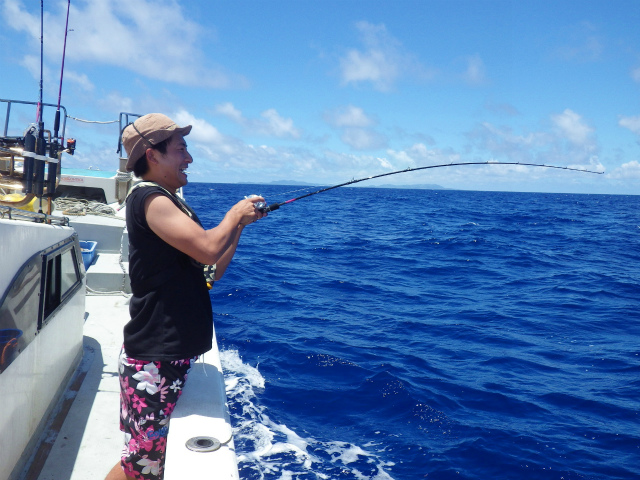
[79,241,97,270]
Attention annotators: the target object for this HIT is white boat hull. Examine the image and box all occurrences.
[0,220,85,480]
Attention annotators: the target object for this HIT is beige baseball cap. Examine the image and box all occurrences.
[122,113,192,171]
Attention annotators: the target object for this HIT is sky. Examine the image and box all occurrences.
[1,0,640,195]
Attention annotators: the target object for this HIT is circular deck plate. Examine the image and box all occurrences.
[185,436,221,453]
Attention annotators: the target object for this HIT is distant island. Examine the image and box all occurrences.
[375,183,447,190]
[263,180,447,190]
[266,180,318,186]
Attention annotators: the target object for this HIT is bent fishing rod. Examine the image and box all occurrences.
[256,161,603,213]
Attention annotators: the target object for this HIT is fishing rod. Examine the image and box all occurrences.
[37,0,44,129]
[23,0,47,198]
[47,0,72,202]
[257,161,604,213]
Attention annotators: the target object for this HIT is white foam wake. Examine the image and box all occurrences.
[220,349,395,480]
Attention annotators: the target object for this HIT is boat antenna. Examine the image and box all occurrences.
[261,161,604,212]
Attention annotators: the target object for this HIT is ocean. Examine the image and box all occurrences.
[184,182,639,480]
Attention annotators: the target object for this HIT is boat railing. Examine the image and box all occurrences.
[1,98,68,139]
[0,205,69,226]
[116,112,142,158]
[0,98,78,211]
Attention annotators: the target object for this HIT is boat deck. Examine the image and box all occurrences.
[21,291,238,480]
[27,294,129,480]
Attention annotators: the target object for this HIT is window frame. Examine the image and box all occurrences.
[38,239,83,329]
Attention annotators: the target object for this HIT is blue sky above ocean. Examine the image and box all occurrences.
[1,0,640,194]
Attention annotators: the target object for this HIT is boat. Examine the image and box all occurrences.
[0,98,239,480]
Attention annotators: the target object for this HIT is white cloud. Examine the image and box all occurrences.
[632,67,640,83]
[341,49,398,91]
[3,0,247,89]
[339,21,426,91]
[322,150,395,177]
[173,109,226,145]
[607,160,640,179]
[470,122,545,160]
[215,102,244,124]
[19,54,50,81]
[387,143,458,167]
[17,54,92,97]
[325,105,386,150]
[2,0,39,37]
[257,109,301,139]
[326,105,373,128]
[377,157,393,169]
[619,115,640,135]
[166,109,307,179]
[64,70,95,91]
[341,128,386,151]
[213,102,300,139]
[97,92,132,113]
[192,140,322,181]
[467,110,598,168]
[550,109,594,145]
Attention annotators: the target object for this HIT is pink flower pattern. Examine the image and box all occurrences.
[155,437,167,453]
[118,350,196,480]
[131,394,147,414]
[162,402,176,417]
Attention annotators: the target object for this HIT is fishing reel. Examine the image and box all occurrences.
[244,194,267,213]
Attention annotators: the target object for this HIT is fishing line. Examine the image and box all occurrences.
[259,161,603,212]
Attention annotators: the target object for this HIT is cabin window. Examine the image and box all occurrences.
[0,235,83,373]
[40,242,82,328]
[60,248,79,298]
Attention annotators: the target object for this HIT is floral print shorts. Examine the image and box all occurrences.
[118,349,196,480]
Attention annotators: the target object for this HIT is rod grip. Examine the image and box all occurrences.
[34,130,46,197]
[265,203,280,212]
[54,110,60,136]
[23,132,36,194]
[46,151,58,197]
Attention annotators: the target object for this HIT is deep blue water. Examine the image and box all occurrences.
[185,183,639,480]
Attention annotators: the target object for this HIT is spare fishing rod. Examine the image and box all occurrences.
[46,0,72,203]
[23,0,47,200]
[257,161,604,213]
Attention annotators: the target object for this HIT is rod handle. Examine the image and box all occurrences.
[265,203,280,212]
[54,110,60,137]
[34,129,46,197]
[23,131,36,194]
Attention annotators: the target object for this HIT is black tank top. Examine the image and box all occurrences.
[124,185,213,360]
